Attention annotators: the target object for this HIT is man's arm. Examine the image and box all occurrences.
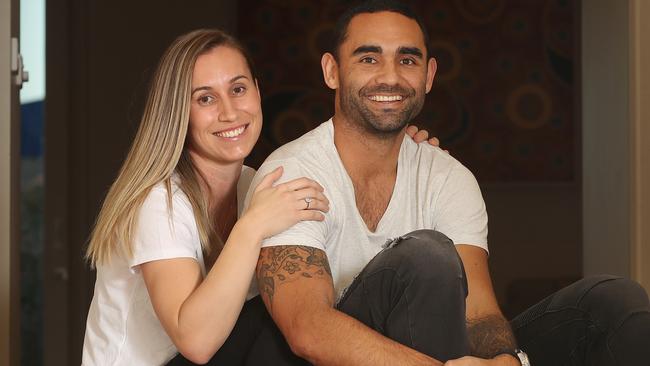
[454,244,519,366]
[257,245,442,366]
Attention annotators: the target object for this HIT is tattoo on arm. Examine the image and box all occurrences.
[466,315,517,359]
[256,246,332,309]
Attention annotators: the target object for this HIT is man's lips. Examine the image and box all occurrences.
[367,94,404,102]
[213,124,249,138]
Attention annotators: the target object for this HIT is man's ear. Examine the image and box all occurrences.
[321,52,339,90]
[425,57,437,94]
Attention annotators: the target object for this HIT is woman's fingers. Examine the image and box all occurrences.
[255,166,284,192]
[296,196,329,212]
[413,129,429,143]
[293,188,328,209]
[406,124,418,138]
[281,177,324,192]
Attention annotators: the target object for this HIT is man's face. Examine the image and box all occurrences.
[335,11,434,137]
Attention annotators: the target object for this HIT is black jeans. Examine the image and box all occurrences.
[166,295,270,366]
[170,230,650,365]
[242,230,470,365]
[512,274,650,366]
[334,229,470,361]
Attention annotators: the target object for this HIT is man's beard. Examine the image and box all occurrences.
[340,82,425,139]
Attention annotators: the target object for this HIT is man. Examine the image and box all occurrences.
[245,1,650,365]
[246,2,517,365]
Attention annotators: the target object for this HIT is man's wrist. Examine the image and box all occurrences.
[493,353,521,366]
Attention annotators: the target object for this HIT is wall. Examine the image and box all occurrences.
[483,184,581,316]
[237,0,583,316]
[582,0,631,278]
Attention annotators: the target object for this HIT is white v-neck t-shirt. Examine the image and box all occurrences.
[82,166,255,366]
[245,120,488,299]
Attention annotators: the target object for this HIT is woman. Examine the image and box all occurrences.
[82,29,437,365]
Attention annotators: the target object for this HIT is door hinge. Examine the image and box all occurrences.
[10,37,29,89]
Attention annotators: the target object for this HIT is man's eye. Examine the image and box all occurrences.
[400,58,416,65]
[360,57,377,64]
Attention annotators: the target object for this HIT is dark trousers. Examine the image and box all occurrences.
[170,230,650,365]
[166,295,269,366]
[512,274,650,366]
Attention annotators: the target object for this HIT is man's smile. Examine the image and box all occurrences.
[367,94,404,102]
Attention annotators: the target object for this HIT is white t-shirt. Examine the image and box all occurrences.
[246,120,488,299]
[82,166,255,366]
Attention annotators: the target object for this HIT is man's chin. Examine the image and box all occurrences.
[366,118,409,136]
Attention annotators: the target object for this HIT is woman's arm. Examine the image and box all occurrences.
[141,167,328,364]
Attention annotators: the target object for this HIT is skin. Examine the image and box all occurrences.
[257,11,518,366]
[138,45,331,364]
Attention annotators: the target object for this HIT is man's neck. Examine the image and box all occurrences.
[332,115,405,179]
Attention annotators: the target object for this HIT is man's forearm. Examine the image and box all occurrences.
[466,314,517,359]
[299,305,442,366]
[257,245,441,366]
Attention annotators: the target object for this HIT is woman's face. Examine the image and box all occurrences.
[187,46,262,167]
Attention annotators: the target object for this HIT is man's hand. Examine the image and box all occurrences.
[444,354,520,366]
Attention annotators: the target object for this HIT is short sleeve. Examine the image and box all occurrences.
[129,186,200,270]
[433,164,488,252]
[244,158,329,251]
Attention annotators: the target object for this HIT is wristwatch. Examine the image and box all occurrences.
[506,349,531,366]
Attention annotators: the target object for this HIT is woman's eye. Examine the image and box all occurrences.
[198,95,214,105]
[232,86,247,95]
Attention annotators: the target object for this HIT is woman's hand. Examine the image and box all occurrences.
[406,124,443,149]
[242,166,329,240]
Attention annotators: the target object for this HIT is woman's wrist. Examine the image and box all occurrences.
[231,215,264,246]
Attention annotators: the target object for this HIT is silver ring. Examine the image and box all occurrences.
[304,197,312,209]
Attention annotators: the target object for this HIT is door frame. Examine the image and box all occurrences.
[0,0,22,364]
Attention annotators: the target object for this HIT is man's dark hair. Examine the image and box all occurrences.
[330,0,431,60]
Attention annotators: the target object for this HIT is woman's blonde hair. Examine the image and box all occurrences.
[86,29,257,266]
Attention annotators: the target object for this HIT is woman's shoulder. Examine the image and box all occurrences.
[144,177,193,219]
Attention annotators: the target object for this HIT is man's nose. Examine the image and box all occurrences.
[375,61,400,85]
[218,98,237,122]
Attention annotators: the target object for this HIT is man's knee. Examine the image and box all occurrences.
[578,275,650,327]
[374,229,465,284]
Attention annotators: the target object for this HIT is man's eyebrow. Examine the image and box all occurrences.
[352,45,382,55]
[398,46,423,58]
[191,75,249,95]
